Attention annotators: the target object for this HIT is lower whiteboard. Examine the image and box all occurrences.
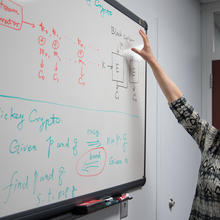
[2,179,145,220]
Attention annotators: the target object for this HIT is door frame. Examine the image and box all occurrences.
[201,2,220,122]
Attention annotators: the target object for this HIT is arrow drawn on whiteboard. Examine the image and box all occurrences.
[76,147,107,177]
[23,20,35,28]
[82,161,99,172]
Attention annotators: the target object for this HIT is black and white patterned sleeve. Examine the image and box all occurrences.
[169,96,210,152]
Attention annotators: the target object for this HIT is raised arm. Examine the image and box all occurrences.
[131,30,220,153]
[131,29,182,103]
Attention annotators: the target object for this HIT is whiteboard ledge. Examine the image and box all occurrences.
[2,178,146,220]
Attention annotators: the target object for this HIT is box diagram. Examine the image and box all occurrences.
[112,52,124,82]
[111,52,139,101]
[0,0,23,30]
[129,57,139,83]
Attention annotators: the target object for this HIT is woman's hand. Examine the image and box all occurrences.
[131,29,155,63]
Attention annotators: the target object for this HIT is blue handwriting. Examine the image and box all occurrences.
[29,109,62,132]
[46,136,78,158]
[86,0,112,17]
[2,171,29,204]
[0,107,25,130]
[9,138,38,155]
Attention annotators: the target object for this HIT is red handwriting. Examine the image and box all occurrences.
[52,28,61,40]
[40,48,50,58]
[38,70,45,80]
[0,0,19,15]
[38,32,48,80]
[0,0,23,30]
[23,20,35,28]
[37,22,62,82]
[77,38,86,86]
[53,62,59,82]
[38,35,46,46]
[0,17,20,27]
[52,38,61,82]
[38,59,45,80]
[52,39,61,62]
[0,0,36,30]
[39,22,48,34]
[52,40,60,50]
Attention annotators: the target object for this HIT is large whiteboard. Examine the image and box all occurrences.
[0,0,147,219]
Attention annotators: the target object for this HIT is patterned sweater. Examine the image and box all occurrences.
[169,97,220,220]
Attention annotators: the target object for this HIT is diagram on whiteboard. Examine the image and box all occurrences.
[0,0,146,218]
[111,51,140,101]
[0,0,141,102]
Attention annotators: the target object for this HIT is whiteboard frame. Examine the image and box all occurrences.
[1,0,148,219]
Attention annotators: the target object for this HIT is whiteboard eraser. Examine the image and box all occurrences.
[73,199,105,214]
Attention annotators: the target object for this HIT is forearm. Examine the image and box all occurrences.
[148,58,182,103]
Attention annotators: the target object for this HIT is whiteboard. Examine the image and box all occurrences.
[0,0,147,219]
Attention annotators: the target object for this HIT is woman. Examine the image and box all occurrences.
[132,30,220,220]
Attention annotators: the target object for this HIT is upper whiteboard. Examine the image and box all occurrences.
[0,0,147,219]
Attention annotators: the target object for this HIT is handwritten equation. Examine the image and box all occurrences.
[38,22,62,82]
[0,0,141,102]
[2,167,78,206]
[1,115,129,206]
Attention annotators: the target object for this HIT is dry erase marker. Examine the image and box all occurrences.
[104,196,114,202]
[73,199,105,214]
[117,193,132,202]
[117,193,129,202]
[105,199,119,207]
